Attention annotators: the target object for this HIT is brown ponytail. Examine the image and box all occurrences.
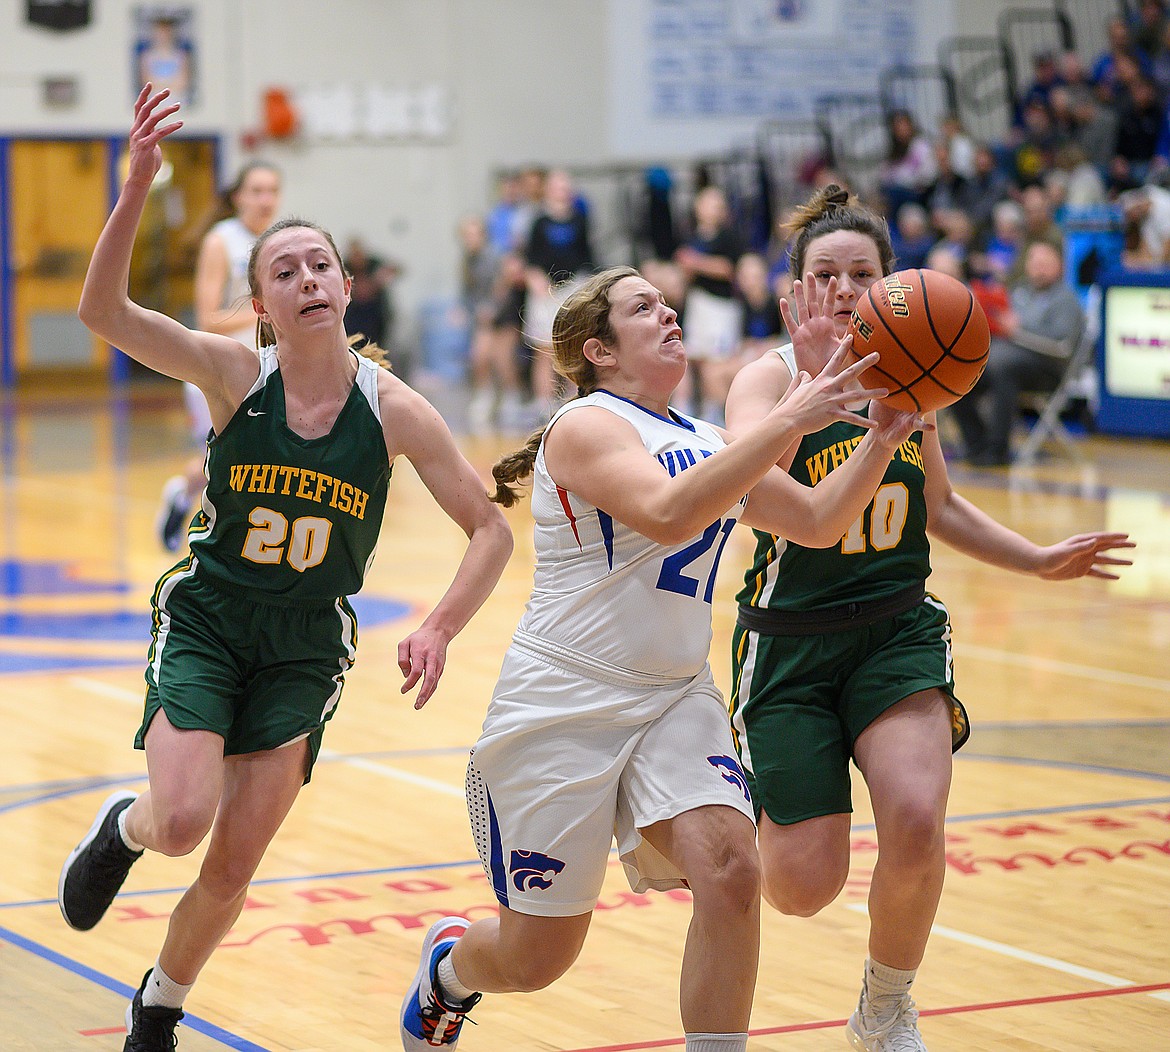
[489,428,545,507]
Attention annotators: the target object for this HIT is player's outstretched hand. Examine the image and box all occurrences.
[772,335,889,436]
[398,625,451,709]
[780,273,841,375]
[126,84,182,189]
[1035,532,1135,581]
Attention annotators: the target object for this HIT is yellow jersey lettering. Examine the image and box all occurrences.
[295,470,317,500]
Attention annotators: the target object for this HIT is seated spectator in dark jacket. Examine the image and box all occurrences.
[1114,75,1164,185]
[964,143,1015,239]
[950,242,1085,466]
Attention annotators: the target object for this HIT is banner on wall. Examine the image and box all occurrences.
[645,0,918,120]
[26,1,91,31]
[133,7,197,106]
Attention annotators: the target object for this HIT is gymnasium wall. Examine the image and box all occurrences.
[1,0,1077,336]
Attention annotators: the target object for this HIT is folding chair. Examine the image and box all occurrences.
[1014,295,1097,467]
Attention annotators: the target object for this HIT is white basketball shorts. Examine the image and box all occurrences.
[465,642,755,917]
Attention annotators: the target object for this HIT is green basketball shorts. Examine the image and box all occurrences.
[730,594,968,825]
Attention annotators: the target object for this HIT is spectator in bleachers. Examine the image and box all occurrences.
[1049,144,1107,210]
[1048,86,1079,141]
[1149,20,1170,98]
[674,184,745,421]
[1131,0,1168,60]
[878,109,938,217]
[932,207,976,266]
[923,243,965,282]
[951,242,1085,466]
[965,143,1015,238]
[1058,49,1094,100]
[1106,50,1150,106]
[890,202,936,270]
[1114,75,1164,184]
[1018,50,1065,118]
[460,215,525,435]
[734,252,785,361]
[968,250,1013,338]
[522,168,597,415]
[1009,185,1065,284]
[924,140,970,216]
[1119,183,1170,264]
[1091,17,1151,101]
[512,166,547,253]
[1070,88,1120,174]
[982,199,1026,282]
[1011,98,1066,186]
[485,171,524,255]
[938,115,978,178]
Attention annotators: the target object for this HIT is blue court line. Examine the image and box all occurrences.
[8,789,1170,914]
[2,857,484,912]
[0,925,272,1051]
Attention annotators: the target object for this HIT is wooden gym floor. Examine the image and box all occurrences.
[0,384,1166,1050]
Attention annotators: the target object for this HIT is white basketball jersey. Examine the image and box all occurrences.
[211,216,260,347]
[516,390,746,680]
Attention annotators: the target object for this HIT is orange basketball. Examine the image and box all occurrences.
[846,268,990,412]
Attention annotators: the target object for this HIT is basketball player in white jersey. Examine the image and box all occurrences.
[157,161,281,550]
[400,266,930,1052]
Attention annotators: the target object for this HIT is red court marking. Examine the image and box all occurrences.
[562,981,1170,1051]
[79,1027,125,1036]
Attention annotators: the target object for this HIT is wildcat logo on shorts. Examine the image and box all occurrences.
[707,755,751,802]
[509,849,566,892]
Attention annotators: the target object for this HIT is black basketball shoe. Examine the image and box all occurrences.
[124,969,184,1052]
[58,790,144,931]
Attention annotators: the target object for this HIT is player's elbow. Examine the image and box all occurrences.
[77,294,117,337]
[639,505,699,546]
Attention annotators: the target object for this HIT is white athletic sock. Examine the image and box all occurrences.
[862,957,917,1019]
[684,1034,748,1052]
[117,808,144,853]
[140,962,193,1010]
[436,950,477,1004]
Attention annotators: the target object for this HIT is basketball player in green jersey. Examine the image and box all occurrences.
[724,185,1133,1052]
[58,86,512,1052]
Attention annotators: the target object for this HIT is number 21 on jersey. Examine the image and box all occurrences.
[656,518,737,603]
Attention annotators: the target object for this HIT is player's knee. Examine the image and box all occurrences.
[692,837,761,917]
[195,858,255,904]
[762,872,843,917]
[760,852,847,917]
[149,809,211,861]
[150,804,213,857]
[502,946,578,992]
[879,801,945,866]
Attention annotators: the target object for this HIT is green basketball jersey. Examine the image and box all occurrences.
[186,346,391,603]
[737,351,931,612]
